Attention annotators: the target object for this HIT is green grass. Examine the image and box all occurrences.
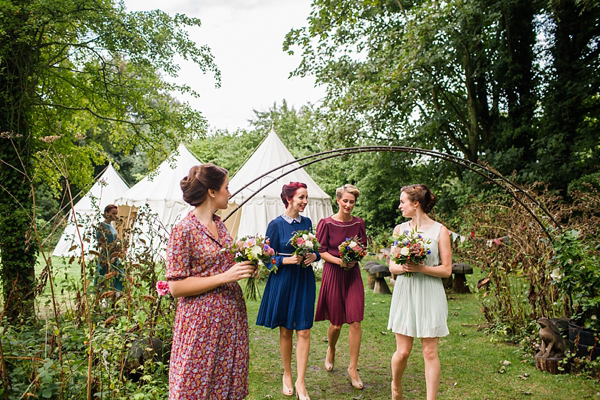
[34,254,81,316]
[244,268,600,400]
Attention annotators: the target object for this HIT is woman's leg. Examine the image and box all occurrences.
[391,333,413,400]
[421,337,440,400]
[325,324,342,370]
[295,329,311,396]
[347,321,362,386]
[280,327,294,391]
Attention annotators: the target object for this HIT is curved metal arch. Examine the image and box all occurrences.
[224,146,560,241]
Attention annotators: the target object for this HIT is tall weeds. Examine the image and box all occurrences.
[454,180,600,339]
[0,148,176,399]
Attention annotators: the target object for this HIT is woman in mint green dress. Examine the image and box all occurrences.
[388,184,452,400]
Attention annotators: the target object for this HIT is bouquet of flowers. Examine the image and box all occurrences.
[390,227,432,277]
[289,230,320,266]
[338,236,367,269]
[225,235,276,300]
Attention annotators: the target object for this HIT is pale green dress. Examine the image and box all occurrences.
[387,221,449,338]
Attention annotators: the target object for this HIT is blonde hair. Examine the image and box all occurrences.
[336,184,360,200]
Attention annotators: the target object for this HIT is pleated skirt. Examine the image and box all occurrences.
[387,273,449,338]
[315,262,364,325]
[256,263,316,331]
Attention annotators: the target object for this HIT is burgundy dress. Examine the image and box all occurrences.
[315,216,367,326]
[166,212,249,399]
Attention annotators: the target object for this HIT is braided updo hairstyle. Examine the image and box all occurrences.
[180,163,228,206]
[401,184,437,214]
[280,182,308,207]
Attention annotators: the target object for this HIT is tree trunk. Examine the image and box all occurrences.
[0,3,38,321]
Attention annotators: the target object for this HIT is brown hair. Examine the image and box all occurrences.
[401,184,437,214]
[104,204,118,214]
[280,182,308,207]
[336,184,360,200]
[181,163,228,206]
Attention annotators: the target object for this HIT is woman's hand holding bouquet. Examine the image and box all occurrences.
[224,235,276,300]
[390,227,431,277]
[338,236,367,270]
[289,230,320,267]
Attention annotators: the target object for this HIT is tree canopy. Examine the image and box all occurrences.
[283,0,600,192]
[0,0,219,319]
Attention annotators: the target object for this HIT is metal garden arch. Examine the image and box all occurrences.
[223,146,561,241]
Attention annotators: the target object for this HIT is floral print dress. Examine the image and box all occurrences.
[166,212,249,399]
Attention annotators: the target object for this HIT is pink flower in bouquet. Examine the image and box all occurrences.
[296,238,306,246]
[411,243,423,255]
[156,280,170,296]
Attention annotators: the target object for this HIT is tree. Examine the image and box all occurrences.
[536,0,600,193]
[283,0,599,191]
[0,0,219,320]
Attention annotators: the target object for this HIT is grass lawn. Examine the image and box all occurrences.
[245,266,600,399]
[34,254,82,316]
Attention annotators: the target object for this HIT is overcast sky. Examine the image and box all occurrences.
[123,0,326,132]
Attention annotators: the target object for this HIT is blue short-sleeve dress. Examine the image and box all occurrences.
[256,215,320,331]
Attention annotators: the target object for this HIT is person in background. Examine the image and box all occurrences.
[96,204,124,291]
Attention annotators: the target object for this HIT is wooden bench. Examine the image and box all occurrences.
[450,263,473,293]
[363,261,382,290]
[367,264,392,294]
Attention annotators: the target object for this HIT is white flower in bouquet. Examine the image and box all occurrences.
[250,245,263,259]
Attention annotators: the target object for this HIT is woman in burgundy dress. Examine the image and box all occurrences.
[315,184,367,390]
[166,164,255,399]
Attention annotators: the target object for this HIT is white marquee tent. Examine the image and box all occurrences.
[115,143,202,231]
[52,164,130,257]
[223,129,333,238]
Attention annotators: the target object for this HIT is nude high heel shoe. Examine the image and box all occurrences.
[324,346,334,372]
[295,381,310,400]
[347,367,363,389]
[282,376,293,397]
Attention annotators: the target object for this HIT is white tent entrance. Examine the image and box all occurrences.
[223,130,333,239]
[115,143,202,255]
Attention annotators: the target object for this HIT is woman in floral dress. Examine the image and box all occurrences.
[166,164,255,399]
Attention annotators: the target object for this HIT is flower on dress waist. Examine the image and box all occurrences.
[156,280,170,296]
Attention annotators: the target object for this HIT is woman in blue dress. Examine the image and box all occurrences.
[256,182,320,400]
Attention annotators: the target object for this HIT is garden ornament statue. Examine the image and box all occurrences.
[537,317,566,358]
[535,317,568,374]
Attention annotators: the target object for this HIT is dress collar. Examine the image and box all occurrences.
[281,214,302,224]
